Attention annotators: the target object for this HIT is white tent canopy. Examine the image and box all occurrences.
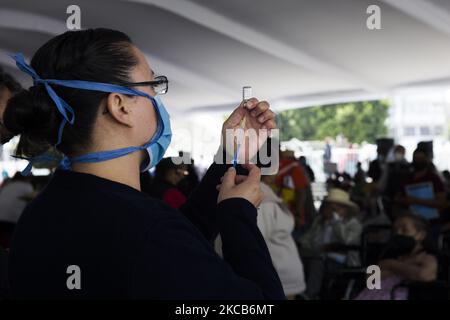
[1,0,450,117]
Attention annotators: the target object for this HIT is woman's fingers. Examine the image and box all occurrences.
[235,175,247,184]
[244,98,259,110]
[221,167,236,189]
[223,98,275,131]
[223,105,246,129]
[217,164,263,207]
[249,101,269,117]
[257,109,275,123]
[241,164,261,182]
[261,119,276,131]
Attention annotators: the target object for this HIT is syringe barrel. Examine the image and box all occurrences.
[242,86,252,101]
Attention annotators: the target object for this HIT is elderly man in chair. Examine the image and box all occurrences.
[299,188,362,299]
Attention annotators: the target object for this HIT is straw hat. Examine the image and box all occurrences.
[280,150,295,159]
[324,188,359,211]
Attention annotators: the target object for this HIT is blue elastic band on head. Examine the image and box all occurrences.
[11,53,75,127]
[9,53,164,175]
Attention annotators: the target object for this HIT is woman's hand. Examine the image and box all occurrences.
[217,164,263,208]
[379,259,397,279]
[221,98,277,163]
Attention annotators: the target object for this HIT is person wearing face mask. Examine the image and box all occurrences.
[355,213,437,300]
[298,188,362,299]
[0,68,22,145]
[396,149,446,230]
[3,29,283,299]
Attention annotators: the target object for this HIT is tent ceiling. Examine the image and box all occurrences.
[1,0,450,116]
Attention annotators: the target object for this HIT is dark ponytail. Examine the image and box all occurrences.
[3,28,138,158]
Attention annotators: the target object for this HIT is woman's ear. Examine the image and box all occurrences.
[105,93,134,127]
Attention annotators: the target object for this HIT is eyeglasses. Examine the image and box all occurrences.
[122,75,169,95]
[101,75,169,115]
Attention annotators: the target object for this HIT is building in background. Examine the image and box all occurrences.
[387,86,450,170]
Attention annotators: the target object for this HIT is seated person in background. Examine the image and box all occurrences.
[355,213,437,300]
[257,174,306,299]
[299,188,362,299]
[144,157,188,209]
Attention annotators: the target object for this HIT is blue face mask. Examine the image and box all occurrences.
[140,95,172,172]
[10,53,172,175]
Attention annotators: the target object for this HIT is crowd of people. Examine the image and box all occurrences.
[0,28,449,300]
[298,139,450,299]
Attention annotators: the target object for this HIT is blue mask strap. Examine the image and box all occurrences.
[11,53,75,126]
[12,154,59,176]
[60,124,162,170]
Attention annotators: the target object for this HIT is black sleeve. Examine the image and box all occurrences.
[179,162,250,242]
[131,198,285,300]
[178,163,226,242]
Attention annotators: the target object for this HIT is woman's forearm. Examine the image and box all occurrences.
[383,260,434,282]
[408,197,445,209]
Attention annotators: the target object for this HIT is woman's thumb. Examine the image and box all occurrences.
[224,106,245,128]
[221,167,236,189]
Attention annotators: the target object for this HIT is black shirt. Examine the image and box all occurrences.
[9,163,284,299]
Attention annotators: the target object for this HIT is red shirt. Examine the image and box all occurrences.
[162,188,187,209]
[275,158,309,190]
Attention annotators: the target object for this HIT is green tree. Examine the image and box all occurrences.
[277,100,389,143]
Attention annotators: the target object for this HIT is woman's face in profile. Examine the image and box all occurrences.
[126,46,159,149]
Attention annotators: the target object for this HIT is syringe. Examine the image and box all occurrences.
[233,86,252,168]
